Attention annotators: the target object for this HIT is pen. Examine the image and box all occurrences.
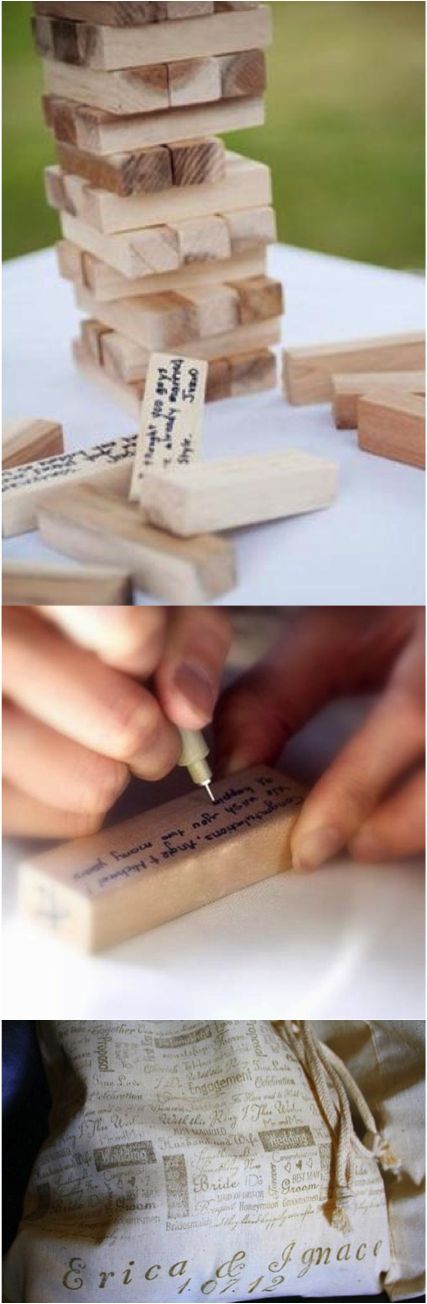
[177,728,215,802]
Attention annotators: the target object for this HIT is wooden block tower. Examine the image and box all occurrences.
[32,0,283,411]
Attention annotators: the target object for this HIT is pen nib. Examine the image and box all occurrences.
[203,781,215,803]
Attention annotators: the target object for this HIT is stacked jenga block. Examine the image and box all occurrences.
[33,0,284,408]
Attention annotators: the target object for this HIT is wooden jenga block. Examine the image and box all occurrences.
[43,59,170,115]
[36,6,271,70]
[37,485,236,604]
[58,211,179,277]
[219,47,266,97]
[2,434,136,537]
[43,92,264,154]
[75,285,281,355]
[57,236,266,298]
[283,333,426,406]
[168,56,222,107]
[100,331,149,383]
[44,163,69,210]
[179,283,240,337]
[2,419,64,470]
[357,389,425,469]
[56,139,173,196]
[205,356,232,401]
[74,337,277,413]
[229,273,283,324]
[174,214,231,264]
[224,204,277,251]
[229,347,277,395]
[73,338,144,416]
[141,450,338,536]
[35,2,215,24]
[2,560,131,605]
[332,370,426,428]
[19,765,302,950]
[130,352,207,500]
[169,136,225,186]
[80,317,113,363]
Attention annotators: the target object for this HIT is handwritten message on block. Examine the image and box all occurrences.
[130,352,207,501]
[2,434,137,536]
[19,766,303,951]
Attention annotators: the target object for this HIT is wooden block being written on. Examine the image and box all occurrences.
[38,484,236,603]
[141,450,338,536]
[131,352,207,500]
[56,140,172,196]
[2,560,131,606]
[3,419,64,470]
[283,332,426,406]
[37,7,271,70]
[169,136,225,186]
[228,274,283,324]
[58,236,266,299]
[44,92,265,154]
[2,434,136,537]
[19,765,302,951]
[358,389,426,469]
[332,370,426,428]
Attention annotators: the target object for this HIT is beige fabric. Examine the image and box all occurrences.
[4,1021,391,1302]
[315,1022,425,1301]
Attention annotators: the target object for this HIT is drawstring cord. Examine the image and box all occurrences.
[274,1022,400,1234]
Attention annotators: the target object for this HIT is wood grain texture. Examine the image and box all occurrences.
[3,419,64,470]
[80,316,113,362]
[57,236,266,299]
[35,7,271,70]
[73,337,145,415]
[223,204,277,251]
[56,139,173,195]
[179,283,240,337]
[229,347,277,395]
[43,92,265,154]
[43,59,170,115]
[219,47,266,97]
[19,765,302,950]
[168,56,221,107]
[283,333,426,406]
[228,273,283,324]
[75,284,281,355]
[141,450,338,536]
[2,433,136,537]
[358,389,426,469]
[332,370,426,428]
[169,136,225,186]
[37,484,236,603]
[131,352,207,500]
[36,2,216,23]
[2,560,131,605]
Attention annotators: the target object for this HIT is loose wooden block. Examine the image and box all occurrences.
[169,136,225,186]
[358,389,426,469]
[50,154,272,235]
[2,433,136,537]
[229,347,277,395]
[130,352,207,499]
[219,47,266,97]
[19,765,302,950]
[36,7,271,70]
[2,560,131,605]
[332,370,426,428]
[2,419,64,470]
[44,92,265,154]
[37,484,236,603]
[283,333,426,406]
[224,204,277,251]
[168,56,222,107]
[57,236,266,298]
[228,273,283,324]
[141,450,338,536]
[56,139,173,196]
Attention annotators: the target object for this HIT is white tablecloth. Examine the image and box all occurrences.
[3,244,425,604]
[3,694,424,1020]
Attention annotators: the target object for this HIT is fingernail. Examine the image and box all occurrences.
[292,826,343,872]
[173,662,216,719]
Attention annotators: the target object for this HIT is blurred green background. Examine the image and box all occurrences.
[3,0,425,267]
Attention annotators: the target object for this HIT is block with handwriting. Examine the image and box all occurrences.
[2,434,136,537]
[19,766,303,951]
[130,352,207,500]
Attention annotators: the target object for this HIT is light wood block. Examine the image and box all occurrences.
[283,333,426,406]
[2,433,136,537]
[229,273,283,324]
[141,450,338,536]
[219,47,265,97]
[37,484,236,603]
[130,352,207,499]
[358,389,426,469]
[179,283,240,337]
[2,560,131,605]
[168,56,221,107]
[60,210,182,277]
[332,370,426,428]
[73,337,144,415]
[173,214,231,263]
[48,153,272,234]
[35,3,215,26]
[19,764,302,950]
[43,59,171,115]
[43,92,265,154]
[57,236,266,298]
[224,204,277,251]
[36,7,271,70]
[56,139,173,196]
[229,347,277,395]
[80,316,113,363]
[76,286,281,359]
[75,335,277,410]
[3,419,64,470]
[169,136,225,187]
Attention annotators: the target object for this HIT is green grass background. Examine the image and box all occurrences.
[3,0,425,267]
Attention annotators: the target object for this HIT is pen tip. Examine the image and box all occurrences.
[204,781,215,803]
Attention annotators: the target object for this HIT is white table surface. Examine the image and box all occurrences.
[3,694,424,1021]
[3,243,425,605]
